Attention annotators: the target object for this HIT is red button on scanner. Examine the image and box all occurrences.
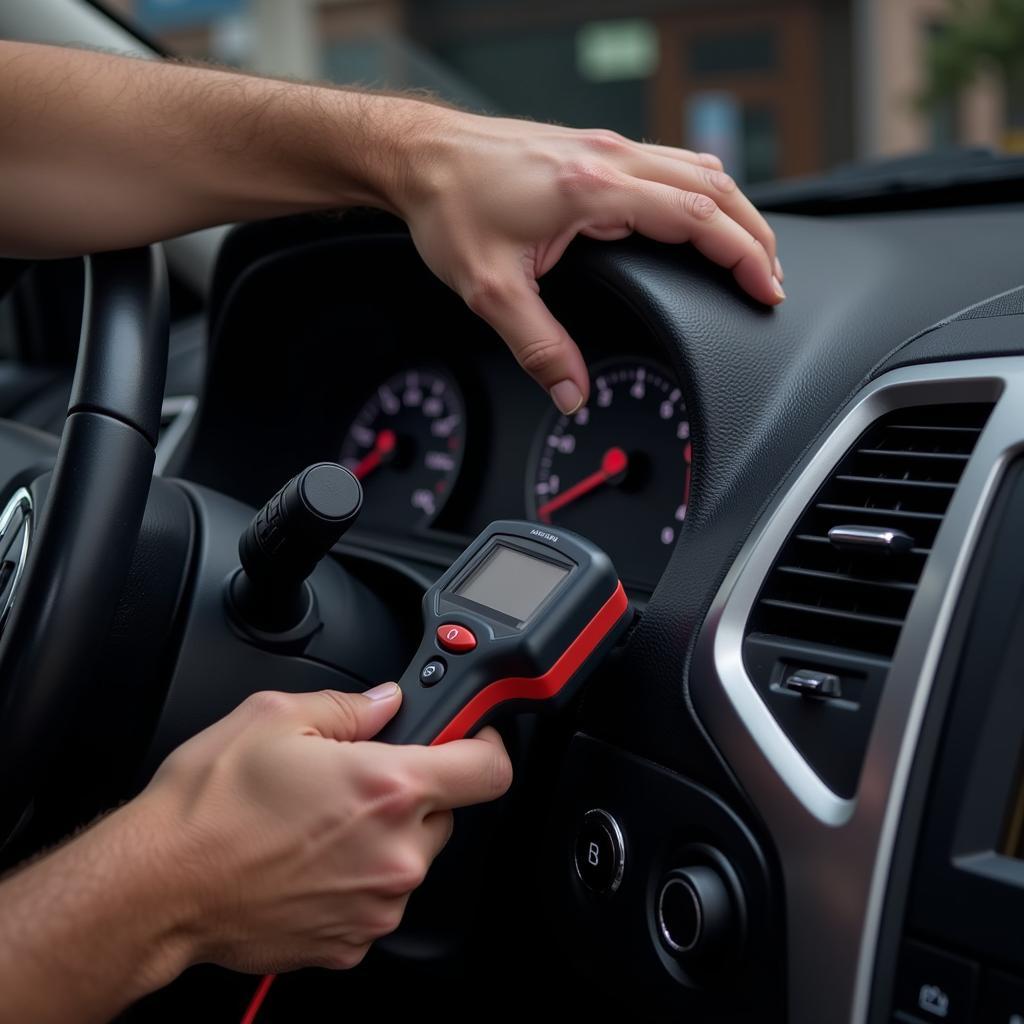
[437,623,477,653]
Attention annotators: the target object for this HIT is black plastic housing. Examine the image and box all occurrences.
[377,520,630,745]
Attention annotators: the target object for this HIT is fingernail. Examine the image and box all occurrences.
[774,256,785,283]
[550,380,583,416]
[364,681,399,701]
[772,276,786,301]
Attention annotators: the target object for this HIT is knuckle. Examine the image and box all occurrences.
[516,336,564,378]
[555,160,617,197]
[365,766,423,817]
[244,690,293,718]
[368,906,406,939]
[324,945,368,971]
[585,129,628,154]
[703,167,737,195]
[317,689,359,734]
[680,190,718,222]
[463,272,514,317]
[384,850,429,894]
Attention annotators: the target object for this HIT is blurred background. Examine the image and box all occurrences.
[102,0,1024,186]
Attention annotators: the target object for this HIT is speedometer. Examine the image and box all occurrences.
[341,367,465,533]
[526,360,691,586]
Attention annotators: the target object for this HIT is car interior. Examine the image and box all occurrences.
[2,2,1024,1023]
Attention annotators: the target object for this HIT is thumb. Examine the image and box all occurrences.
[295,683,403,742]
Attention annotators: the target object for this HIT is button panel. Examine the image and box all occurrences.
[893,941,978,1024]
[436,623,477,653]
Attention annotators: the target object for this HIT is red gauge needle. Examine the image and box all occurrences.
[537,446,629,524]
[351,428,397,481]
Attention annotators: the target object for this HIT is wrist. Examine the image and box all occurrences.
[87,794,203,996]
[346,93,460,219]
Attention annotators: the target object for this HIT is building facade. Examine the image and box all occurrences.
[111,0,1010,183]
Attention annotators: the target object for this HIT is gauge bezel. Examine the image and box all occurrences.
[340,364,468,533]
[523,356,690,587]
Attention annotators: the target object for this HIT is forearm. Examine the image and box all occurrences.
[0,41,433,258]
[0,796,194,1023]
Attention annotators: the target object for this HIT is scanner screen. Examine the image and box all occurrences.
[455,544,568,622]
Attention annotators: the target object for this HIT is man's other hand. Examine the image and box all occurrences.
[392,113,785,414]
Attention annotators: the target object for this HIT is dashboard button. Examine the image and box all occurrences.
[655,865,735,959]
[419,659,446,686]
[979,969,1024,1022]
[574,809,625,894]
[436,623,477,653]
[894,942,978,1024]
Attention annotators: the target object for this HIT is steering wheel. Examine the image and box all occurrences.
[0,248,168,839]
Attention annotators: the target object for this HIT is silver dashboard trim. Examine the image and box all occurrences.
[691,356,1024,1024]
[0,487,32,635]
[154,395,198,476]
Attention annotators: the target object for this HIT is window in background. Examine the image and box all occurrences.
[927,21,960,149]
[742,106,781,184]
[689,27,777,77]
[438,23,650,140]
[655,8,823,185]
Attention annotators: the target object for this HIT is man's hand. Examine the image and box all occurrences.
[0,42,785,416]
[394,113,784,413]
[144,683,511,974]
[0,684,512,1022]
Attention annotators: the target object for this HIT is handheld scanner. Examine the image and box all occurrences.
[377,520,631,746]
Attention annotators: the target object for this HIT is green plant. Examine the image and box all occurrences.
[923,0,1024,118]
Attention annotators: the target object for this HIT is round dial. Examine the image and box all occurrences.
[526,360,692,586]
[341,368,465,533]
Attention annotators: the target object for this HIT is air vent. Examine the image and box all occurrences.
[749,402,992,661]
[741,401,993,797]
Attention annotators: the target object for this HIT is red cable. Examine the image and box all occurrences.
[240,973,276,1024]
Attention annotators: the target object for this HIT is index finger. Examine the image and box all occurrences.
[463,266,591,413]
[389,727,514,811]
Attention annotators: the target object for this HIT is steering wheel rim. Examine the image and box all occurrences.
[0,247,168,839]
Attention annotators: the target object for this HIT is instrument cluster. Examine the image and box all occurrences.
[339,358,692,590]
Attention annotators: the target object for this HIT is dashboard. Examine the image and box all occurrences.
[191,223,694,594]
[181,204,1024,1024]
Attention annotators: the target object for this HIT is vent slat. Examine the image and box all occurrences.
[776,565,918,593]
[834,474,957,491]
[857,448,970,462]
[759,598,905,629]
[748,402,992,661]
[815,503,944,522]
[885,423,983,435]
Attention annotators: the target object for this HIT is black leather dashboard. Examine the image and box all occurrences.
[188,204,1024,802]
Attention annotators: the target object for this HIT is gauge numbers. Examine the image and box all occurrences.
[527,361,691,586]
[341,368,465,533]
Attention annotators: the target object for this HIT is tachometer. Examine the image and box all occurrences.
[526,360,691,586]
[341,368,465,533]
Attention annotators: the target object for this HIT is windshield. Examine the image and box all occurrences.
[113,0,1023,187]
